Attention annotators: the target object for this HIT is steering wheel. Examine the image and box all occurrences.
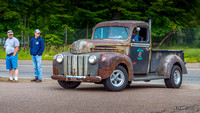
[117,36,122,39]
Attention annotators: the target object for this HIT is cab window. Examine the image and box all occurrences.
[131,26,149,42]
[138,27,149,42]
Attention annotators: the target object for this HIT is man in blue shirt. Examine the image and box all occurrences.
[30,29,44,83]
[132,29,139,42]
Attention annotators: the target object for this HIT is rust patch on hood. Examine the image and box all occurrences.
[70,39,129,54]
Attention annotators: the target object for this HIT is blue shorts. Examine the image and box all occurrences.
[6,55,18,69]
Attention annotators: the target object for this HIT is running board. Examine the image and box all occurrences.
[133,73,169,81]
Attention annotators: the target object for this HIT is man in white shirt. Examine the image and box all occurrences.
[4,30,19,82]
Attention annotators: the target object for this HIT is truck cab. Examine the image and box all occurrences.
[51,19,187,91]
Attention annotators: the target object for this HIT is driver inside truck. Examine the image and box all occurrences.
[132,28,139,42]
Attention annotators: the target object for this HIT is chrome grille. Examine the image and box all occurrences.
[64,55,89,76]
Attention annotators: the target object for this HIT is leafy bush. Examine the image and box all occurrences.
[45,34,63,46]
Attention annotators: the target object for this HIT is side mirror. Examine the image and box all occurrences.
[136,27,140,32]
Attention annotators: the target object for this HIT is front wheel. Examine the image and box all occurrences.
[58,81,81,89]
[126,81,132,87]
[164,65,182,88]
[103,65,128,91]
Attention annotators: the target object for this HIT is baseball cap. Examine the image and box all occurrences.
[7,30,13,34]
[35,29,41,33]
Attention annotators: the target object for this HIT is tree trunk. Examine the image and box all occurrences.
[27,15,30,47]
[65,29,67,46]
[21,31,23,47]
[158,30,177,47]
[86,20,88,39]
[35,10,37,28]
[24,15,26,47]
[42,11,45,39]
[65,29,68,51]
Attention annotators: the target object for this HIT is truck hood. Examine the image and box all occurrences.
[70,39,128,54]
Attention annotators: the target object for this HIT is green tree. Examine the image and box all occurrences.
[0,0,200,47]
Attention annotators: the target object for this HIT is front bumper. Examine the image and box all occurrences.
[51,75,102,82]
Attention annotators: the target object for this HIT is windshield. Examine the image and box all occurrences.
[93,26,130,39]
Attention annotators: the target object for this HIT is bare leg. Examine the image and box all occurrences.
[14,68,18,78]
[9,69,13,78]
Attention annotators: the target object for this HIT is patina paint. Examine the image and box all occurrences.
[98,52,133,81]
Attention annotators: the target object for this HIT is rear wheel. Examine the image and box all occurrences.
[164,65,182,88]
[103,65,128,91]
[58,81,81,89]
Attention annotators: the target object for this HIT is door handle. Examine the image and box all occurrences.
[146,47,150,51]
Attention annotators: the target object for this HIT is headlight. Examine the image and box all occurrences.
[56,54,63,63]
[88,55,97,64]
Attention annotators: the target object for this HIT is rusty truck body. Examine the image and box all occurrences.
[51,18,187,91]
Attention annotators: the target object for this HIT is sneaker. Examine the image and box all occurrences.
[36,79,42,83]
[31,78,38,82]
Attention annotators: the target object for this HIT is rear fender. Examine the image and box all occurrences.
[98,52,134,81]
[158,55,187,77]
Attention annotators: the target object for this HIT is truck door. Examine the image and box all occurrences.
[129,26,151,74]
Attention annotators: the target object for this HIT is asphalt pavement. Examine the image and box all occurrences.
[0,59,52,79]
[0,59,199,84]
[0,59,200,113]
[0,82,200,113]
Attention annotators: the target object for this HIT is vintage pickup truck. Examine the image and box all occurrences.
[51,18,187,91]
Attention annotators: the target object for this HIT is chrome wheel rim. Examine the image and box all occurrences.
[174,70,181,85]
[110,70,125,87]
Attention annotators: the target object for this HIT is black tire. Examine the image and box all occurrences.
[126,81,132,87]
[58,80,81,89]
[103,65,128,91]
[164,65,182,88]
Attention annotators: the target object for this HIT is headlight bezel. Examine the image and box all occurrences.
[88,55,97,64]
[53,55,57,60]
[56,54,64,63]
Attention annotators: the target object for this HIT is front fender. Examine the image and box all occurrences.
[98,52,133,81]
[158,54,187,77]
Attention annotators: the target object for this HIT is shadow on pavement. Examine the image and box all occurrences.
[49,83,167,92]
